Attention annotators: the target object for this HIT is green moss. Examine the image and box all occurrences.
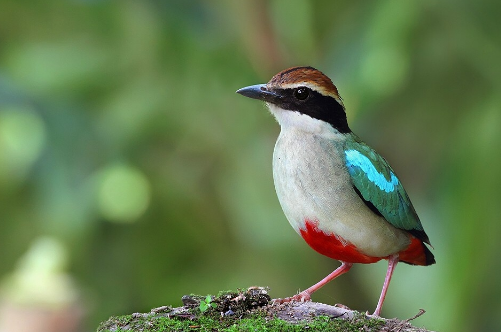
[99,313,384,332]
[97,289,386,332]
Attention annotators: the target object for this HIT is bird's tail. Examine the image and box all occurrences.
[399,236,436,266]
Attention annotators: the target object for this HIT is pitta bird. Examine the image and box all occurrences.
[236,66,435,316]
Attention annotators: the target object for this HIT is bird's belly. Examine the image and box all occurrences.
[273,132,410,259]
[298,219,381,263]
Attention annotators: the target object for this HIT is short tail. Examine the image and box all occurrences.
[399,236,435,266]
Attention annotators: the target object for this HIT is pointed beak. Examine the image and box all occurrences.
[236,84,282,104]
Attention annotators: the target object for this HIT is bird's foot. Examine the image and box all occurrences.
[364,310,382,318]
[272,291,311,304]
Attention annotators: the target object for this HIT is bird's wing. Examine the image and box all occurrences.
[343,135,429,244]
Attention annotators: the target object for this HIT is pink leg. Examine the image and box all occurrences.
[373,254,399,316]
[274,262,353,303]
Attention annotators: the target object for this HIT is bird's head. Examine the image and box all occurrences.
[237,66,350,134]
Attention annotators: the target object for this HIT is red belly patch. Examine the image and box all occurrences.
[299,219,382,264]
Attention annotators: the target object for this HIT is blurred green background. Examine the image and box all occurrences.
[1,1,500,331]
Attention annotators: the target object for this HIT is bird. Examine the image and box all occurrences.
[236,66,435,316]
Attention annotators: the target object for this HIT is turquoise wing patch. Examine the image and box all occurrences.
[344,137,424,234]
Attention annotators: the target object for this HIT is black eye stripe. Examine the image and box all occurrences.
[270,87,350,134]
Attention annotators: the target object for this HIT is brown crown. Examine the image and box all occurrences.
[267,66,341,99]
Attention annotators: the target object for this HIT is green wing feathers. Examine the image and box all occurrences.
[344,136,430,245]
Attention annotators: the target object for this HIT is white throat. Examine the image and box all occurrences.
[267,104,341,138]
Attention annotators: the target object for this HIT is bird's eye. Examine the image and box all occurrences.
[293,87,309,101]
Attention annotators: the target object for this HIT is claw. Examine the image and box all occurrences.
[272,291,311,304]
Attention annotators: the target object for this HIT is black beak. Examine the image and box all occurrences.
[236,84,282,104]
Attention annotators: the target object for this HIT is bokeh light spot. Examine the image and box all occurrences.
[0,236,78,307]
[0,106,46,183]
[97,164,151,223]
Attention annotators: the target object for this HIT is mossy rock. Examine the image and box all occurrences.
[97,287,432,332]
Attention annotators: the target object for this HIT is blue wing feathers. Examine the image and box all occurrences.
[345,149,399,193]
